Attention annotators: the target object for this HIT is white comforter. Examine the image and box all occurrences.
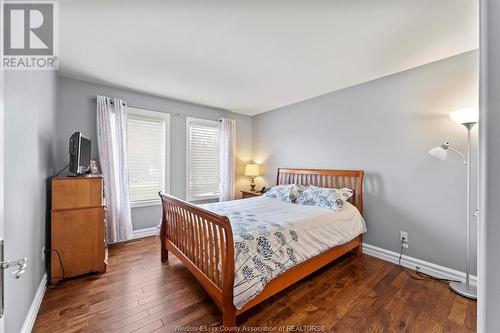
[200,196,366,309]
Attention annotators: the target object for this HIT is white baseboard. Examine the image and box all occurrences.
[362,243,477,286]
[128,230,476,286]
[107,227,159,245]
[131,231,476,286]
[132,227,159,239]
[20,272,46,333]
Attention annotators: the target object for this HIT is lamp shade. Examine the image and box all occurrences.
[429,146,448,160]
[245,164,260,177]
[449,108,479,124]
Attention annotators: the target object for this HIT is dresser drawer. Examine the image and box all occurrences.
[52,177,104,210]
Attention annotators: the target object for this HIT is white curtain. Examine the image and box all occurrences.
[96,95,133,243]
[219,118,236,202]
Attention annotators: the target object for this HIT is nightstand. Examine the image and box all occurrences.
[241,190,263,199]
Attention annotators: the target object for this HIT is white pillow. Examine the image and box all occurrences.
[296,185,354,210]
[265,184,306,203]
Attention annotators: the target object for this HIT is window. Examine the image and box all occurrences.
[127,107,170,207]
[186,117,220,201]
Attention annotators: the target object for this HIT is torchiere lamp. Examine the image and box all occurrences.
[429,107,478,299]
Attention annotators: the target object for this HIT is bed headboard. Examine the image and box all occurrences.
[276,168,364,215]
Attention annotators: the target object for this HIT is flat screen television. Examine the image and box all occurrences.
[69,132,91,175]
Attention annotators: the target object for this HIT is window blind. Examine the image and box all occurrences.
[127,114,166,204]
[187,118,220,200]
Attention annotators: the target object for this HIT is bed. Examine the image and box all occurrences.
[159,168,365,326]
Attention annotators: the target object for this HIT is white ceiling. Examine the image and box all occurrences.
[59,0,478,115]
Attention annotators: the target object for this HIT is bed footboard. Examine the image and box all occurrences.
[159,192,236,326]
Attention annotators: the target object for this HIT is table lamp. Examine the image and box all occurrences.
[245,164,260,192]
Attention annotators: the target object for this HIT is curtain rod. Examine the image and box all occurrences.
[90,97,180,116]
[91,97,227,122]
[91,97,125,106]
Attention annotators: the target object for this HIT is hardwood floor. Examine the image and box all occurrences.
[34,237,476,332]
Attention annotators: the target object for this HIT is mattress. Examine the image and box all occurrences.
[200,196,367,309]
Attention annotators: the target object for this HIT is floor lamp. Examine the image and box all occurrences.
[429,108,478,299]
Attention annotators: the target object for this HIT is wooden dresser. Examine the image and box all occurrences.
[50,176,106,283]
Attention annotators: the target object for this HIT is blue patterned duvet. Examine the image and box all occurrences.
[200,196,366,309]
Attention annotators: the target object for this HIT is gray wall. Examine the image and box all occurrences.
[4,71,57,333]
[479,0,500,331]
[253,51,479,274]
[56,77,252,231]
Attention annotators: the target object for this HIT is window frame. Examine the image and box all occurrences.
[185,116,220,202]
[126,106,171,208]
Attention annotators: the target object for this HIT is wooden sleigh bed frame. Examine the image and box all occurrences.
[159,168,364,326]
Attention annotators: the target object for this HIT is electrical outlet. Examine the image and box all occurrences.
[42,246,45,262]
[400,231,409,248]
